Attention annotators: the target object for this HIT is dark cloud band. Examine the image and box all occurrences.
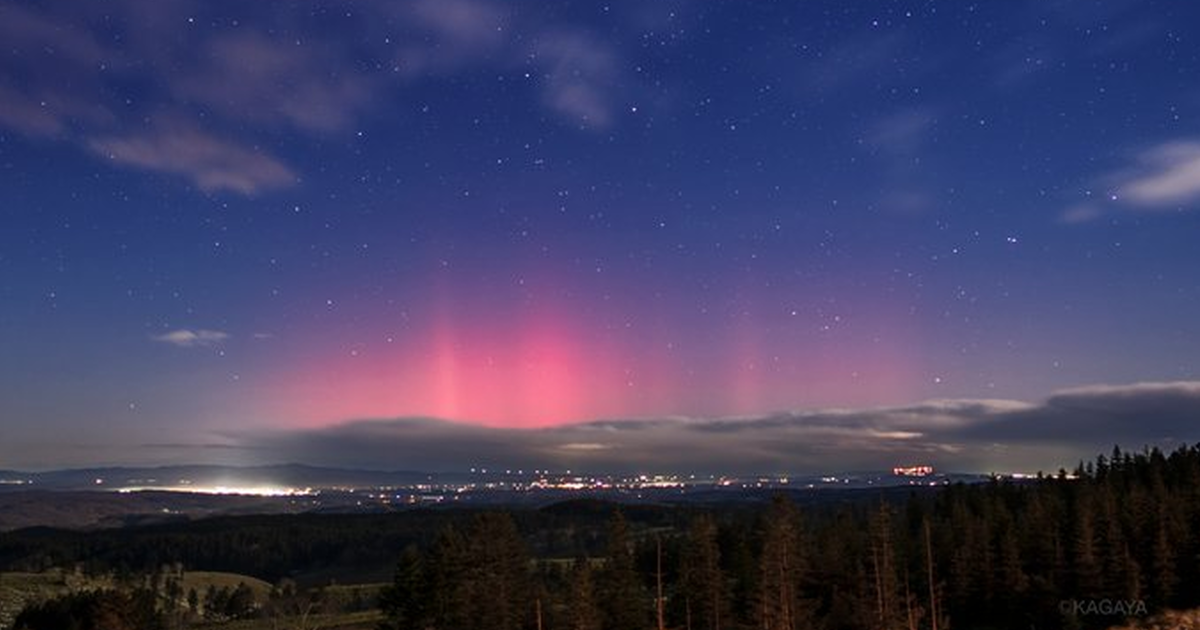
[232,381,1200,475]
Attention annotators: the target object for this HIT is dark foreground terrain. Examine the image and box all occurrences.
[3,444,1200,629]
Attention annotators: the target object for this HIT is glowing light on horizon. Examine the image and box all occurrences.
[115,485,314,497]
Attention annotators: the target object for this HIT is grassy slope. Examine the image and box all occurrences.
[178,571,273,600]
[192,610,383,629]
[0,570,282,629]
[0,570,113,629]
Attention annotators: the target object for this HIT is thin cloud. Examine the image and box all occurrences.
[390,0,510,78]
[0,0,633,195]
[1113,141,1200,208]
[90,121,296,195]
[866,108,940,215]
[142,442,259,451]
[0,3,114,137]
[236,381,1200,474]
[990,37,1056,89]
[0,83,65,137]
[802,31,911,96]
[408,0,508,50]
[536,30,620,128]
[1062,139,1200,222]
[1059,203,1103,225]
[869,109,936,155]
[152,329,231,348]
[1054,380,1200,398]
[175,31,375,134]
[0,2,106,64]
[558,442,612,451]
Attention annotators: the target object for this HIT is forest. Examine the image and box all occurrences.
[5,444,1200,630]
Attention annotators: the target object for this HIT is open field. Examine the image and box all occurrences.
[191,610,383,630]
[0,570,290,629]
[0,570,113,629]
[178,571,273,601]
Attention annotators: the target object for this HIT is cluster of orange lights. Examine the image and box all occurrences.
[892,465,935,477]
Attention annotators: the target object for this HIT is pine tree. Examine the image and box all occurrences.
[682,514,729,630]
[994,509,1027,606]
[427,525,470,630]
[724,523,759,628]
[1149,514,1177,607]
[225,582,256,619]
[598,511,650,630]
[568,557,602,630]
[461,512,531,630]
[203,584,219,619]
[867,503,902,630]
[378,545,427,630]
[923,518,947,630]
[757,495,811,630]
[1071,493,1102,598]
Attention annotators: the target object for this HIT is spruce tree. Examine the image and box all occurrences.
[378,545,427,630]
[461,512,531,630]
[598,511,650,630]
[757,495,812,630]
[866,503,902,630]
[568,557,602,630]
[682,514,729,630]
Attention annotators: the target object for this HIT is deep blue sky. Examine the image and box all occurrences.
[3,0,1200,472]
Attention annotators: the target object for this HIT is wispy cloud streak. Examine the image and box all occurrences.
[1066,139,1200,222]
[536,30,620,128]
[90,122,295,194]
[0,0,630,194]
[1114,141,1200,208]
[152,329,231,348]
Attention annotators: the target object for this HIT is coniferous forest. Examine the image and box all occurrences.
[375,445,1198,630]
[5,444,1200,630]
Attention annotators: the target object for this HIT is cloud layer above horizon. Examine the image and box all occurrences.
[201,380,1200,475]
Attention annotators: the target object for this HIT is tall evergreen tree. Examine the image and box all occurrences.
[426,524,470,630]
[757,495,812,630]
[598,511,650,630]
[866,503,902,630]
[568,557,602,630]
[378,545,427,630]
[1149,513,1177,607]
[682,514,729,630]
[1071,494,1102,598]
[460,512,532,630]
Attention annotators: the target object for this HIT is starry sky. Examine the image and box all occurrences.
[3,0,1200,472]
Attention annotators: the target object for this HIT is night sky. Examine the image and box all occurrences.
[4,0,1200,472]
